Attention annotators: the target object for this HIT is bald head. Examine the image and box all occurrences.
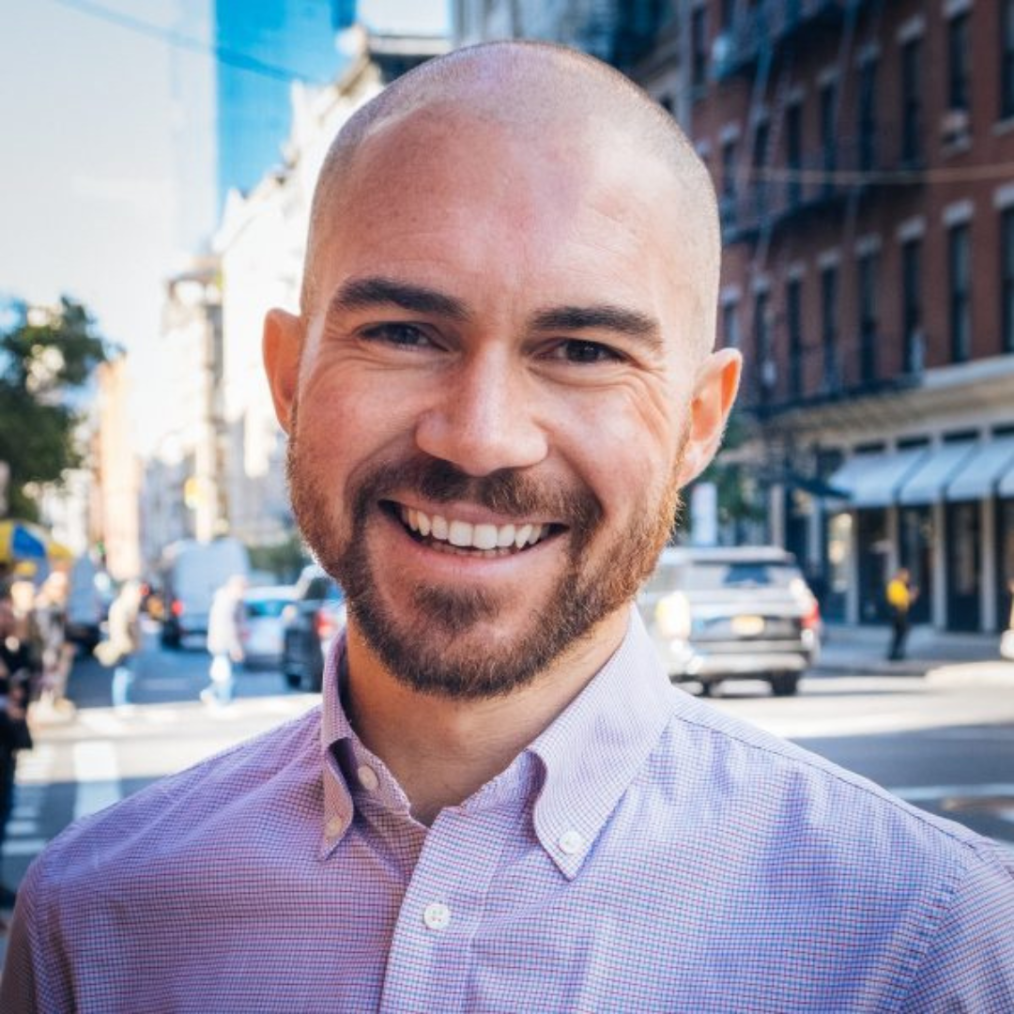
[300,40,721,351]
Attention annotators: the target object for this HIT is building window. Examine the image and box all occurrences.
[858,60,877,172]
[1002,209,1014,352]
[720,0,735,31]
[786,102,802,208]
[949,12,971,112]
[902,238,923,373]
[857,251,878,382]
[787,277,803,399]
[1003,1,1014,119]
[751,119,769,215]
[948,223,972,362]
[691,6,708,90]
[722,300,741,350]
[754,290,772,403]
[821,265,839,390]
[721,137,737,200]
[901,37,923,166]
[819,80,837,197]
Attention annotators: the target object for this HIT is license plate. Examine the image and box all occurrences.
[731,614,765,636]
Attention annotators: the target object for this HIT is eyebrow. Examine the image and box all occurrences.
[530,304,662,348]
[327,277,471,322]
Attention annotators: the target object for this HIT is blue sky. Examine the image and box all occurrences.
[0,0,448,444]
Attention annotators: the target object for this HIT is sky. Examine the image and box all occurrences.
[0,0,449,446]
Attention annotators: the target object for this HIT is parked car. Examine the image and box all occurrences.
[281,565,346,692]
[158,537,250,649]
[240,585,296,669]
[65,552,114,651]
[637,546,821,697]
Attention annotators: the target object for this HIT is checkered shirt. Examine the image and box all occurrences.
[2,611,1012,1012]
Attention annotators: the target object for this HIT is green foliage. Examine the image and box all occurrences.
[0,297,110,519]
[697,409,766,529]
[247,533,310,583]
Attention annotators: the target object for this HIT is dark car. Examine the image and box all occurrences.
[281,565,346,692]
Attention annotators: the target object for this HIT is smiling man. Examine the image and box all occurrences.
[3,42,1013,1013]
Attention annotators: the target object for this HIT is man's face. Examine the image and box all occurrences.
[271,109,732,698]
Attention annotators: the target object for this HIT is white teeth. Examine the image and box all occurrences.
[448,520,473,547]
[398,505,550,551]
[473,523,499,550]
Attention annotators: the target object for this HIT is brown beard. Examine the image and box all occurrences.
[287,416,683,700]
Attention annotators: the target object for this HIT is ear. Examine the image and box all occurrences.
[675,348,742,486]
[263,308,304,435]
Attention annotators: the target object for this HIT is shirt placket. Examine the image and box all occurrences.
[378,799,520,1014]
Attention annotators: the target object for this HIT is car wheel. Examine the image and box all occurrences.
[284,672,301,689]
[699,680,716,698]
[770,673,800,697]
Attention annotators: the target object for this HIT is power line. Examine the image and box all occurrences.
[46,0,334,85]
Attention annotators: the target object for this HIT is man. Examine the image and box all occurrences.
[3,43,1012,1012]
[886,566,917,661]
[200,574,247,708]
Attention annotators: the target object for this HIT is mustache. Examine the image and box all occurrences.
[351,456,603,531]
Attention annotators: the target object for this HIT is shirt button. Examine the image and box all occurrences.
[558,830,585,856]
[325,817,344,838]
[423,902,451,931]
[357,765,380,791]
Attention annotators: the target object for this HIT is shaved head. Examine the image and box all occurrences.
[300,41,721,354]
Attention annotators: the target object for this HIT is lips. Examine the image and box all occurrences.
[396,504,552,553]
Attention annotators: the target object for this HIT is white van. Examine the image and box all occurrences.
[65,552,113,650]
[158,538,249,648]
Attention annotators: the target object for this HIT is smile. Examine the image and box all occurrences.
[394,503,556,555]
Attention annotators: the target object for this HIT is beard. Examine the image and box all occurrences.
[287,418,683,701]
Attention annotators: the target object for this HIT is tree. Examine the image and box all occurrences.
[0,297,111,520]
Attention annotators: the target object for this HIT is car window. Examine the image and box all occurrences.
[688,562,799,590]
[246,599,288,618]
[305,576,342,601]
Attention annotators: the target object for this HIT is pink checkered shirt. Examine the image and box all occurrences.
[2,611,1013,1011]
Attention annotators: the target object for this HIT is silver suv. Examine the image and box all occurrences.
[637,546,821,697]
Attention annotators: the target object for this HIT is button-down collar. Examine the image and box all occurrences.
[319,609,675,874]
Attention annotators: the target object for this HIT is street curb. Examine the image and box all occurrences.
[926,662,1014,688]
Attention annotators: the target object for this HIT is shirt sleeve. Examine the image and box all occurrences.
[900,844,1014,1012]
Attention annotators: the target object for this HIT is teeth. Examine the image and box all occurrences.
[398,506,550,552]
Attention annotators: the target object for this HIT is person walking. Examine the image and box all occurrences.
[201,575,246,708]
[96,581,143,709]
[886,567,917,661]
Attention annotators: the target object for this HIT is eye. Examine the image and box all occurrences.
[359,322,434,348]
[546,339,627,365]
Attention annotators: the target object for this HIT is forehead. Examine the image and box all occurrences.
[312,108,698,324]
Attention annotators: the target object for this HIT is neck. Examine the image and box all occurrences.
[343,610,628,826]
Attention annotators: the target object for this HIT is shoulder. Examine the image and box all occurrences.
[23,706,323,900]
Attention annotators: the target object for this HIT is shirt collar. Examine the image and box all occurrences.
[319,610,675,876]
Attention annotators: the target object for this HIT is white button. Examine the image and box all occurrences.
[558,830,585,856]
[423,902,451,931]
[325,817,344,838]
[357,765,380,791]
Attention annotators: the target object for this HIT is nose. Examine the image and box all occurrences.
[414,351,549,476]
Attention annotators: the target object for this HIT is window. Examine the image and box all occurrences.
[691,6,708,90]
[721,137,738,200]
[786,277,803,399]
[819,81,837,196]
[722,300,741,349]
[1002,209,1014,352]
[720,0,736,31]
[786,103,802,208]
[948,223,972,362]
[1003,1,1014,119]
[821,265,839,390]
[857,251,878,382]
[754,290,772,403]
[751,119,769,214]
[948,13,971,111]
[902,238,923,372]
[901,38,923,166]
[858,60,877,172]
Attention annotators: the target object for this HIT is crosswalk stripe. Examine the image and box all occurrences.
[72,741,122,821]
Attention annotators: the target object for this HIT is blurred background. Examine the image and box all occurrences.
[1,0,1013,943]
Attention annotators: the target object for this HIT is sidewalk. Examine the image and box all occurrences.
[817,622,1014,684]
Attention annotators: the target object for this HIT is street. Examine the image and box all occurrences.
[4,628,1014,901]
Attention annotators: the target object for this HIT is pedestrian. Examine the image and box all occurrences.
[200,574,246,708]
[0,594,36,922]
[1001,578,1014,660]
[886,566,918,661]
[3,42,1012,1011]
[94,580,143,709]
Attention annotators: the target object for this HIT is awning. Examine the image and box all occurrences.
[898,441,978,505]
[947,435,1014,501]
[827,447,930,508]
